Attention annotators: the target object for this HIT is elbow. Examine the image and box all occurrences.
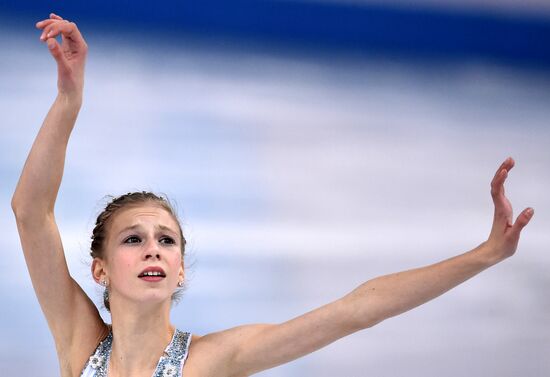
[344,287,389,330]
[350,314,383,332]
[11,195,29,219]
[11,189,28,216]
[352,308,384,330]
[11,196,52,223]
[11,195,22,216]
[343,294,384,331]
[11,204,29,224]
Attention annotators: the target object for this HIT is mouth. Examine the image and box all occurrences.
[138,268,166,282]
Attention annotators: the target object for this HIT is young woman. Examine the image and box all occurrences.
[12,13,534,377]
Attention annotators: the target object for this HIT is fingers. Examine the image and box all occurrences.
[490,157,517,232]
[39,20,86,48]
[37,14,78,42]
[45,37,70,72]
[495,156,515,176]
[490,157,514,200]
[36,14,87,81]
[40,21,71,41]
[36,19,55,31]
[490,168,507,199]
[486,158,533,257]
[36,14,71,65]
[509,207,534,239]
[49,13,64,21]
[36,13,65,29]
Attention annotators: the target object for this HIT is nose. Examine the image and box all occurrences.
[145,252,161,260]
[143,238,161,261]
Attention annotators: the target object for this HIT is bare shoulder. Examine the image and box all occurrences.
[185,324,273,377]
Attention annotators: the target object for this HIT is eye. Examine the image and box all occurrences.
[160,236,176,245]
[124,235,141,244]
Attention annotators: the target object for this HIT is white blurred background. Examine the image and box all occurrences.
[1,1,549,375]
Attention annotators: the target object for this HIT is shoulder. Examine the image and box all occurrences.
[183,325,273,377]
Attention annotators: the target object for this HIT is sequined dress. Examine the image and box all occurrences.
[80,327,192,377]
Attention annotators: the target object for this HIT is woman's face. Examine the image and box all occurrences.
[94,203,184,308]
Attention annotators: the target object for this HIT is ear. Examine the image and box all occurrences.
[178,261,185,282]
[91,258,108,285]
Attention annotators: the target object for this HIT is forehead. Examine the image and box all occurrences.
[108,204,180,235]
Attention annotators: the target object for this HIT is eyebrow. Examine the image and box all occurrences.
[117,224,178,237]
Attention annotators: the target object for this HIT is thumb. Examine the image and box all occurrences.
[46,38,69,72]
[510,207,534,238]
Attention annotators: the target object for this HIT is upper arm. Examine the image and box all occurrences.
[210,296,364,376]
[14,212,106,369]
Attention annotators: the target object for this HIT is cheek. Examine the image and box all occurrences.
[110,251,135,278]
[168,253,183,272]
[170,252,181,265]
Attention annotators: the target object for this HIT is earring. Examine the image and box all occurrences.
[177,280,184,287]
[103,287,109,302]
[101,280,109,303]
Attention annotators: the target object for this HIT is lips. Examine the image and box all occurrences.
[138,266,166,281]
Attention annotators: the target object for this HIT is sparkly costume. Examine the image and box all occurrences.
[80,327,192,377]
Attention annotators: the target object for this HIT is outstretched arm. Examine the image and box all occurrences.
[11,14,105,376]
[202,158,533,377]
[345,157,533,325]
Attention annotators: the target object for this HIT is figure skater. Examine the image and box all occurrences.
[12,13,534,377]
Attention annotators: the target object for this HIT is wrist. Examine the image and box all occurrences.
[55,92,83,110]
[474,241,505,267]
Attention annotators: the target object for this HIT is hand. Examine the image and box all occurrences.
[36,13,88,97]
[484,157,534,263]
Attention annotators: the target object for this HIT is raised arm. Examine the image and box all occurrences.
[11,14,106,375]
[203,158,533,377]
[12,14,86,215]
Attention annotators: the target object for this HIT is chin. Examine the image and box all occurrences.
[142,292,172,305]
[127,290,173,308]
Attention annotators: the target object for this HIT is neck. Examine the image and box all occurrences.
[108,299,174,376]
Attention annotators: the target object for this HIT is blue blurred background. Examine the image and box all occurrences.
[1,1,549,376]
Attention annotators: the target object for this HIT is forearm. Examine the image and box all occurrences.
[12,93,82,217]
[345,243,497,329]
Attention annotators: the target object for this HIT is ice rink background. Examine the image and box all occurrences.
[1,1,549,376]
